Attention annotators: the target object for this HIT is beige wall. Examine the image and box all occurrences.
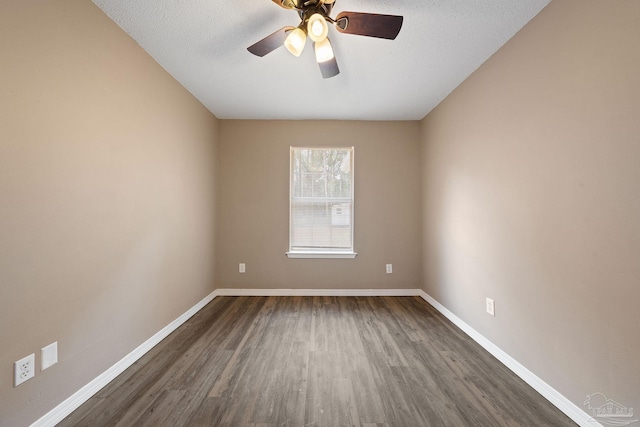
[420,0,640,417]
[0,1,219,425]
[217,120,422,290]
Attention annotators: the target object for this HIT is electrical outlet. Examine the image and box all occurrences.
[14,353,35,386]
[239,263,246,273]
[386,264,393,274]
[486,297,495,316]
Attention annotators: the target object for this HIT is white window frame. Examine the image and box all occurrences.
[286,146,357,259]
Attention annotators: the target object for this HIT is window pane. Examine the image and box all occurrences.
[291,201,352,249]
[290,147,354,253]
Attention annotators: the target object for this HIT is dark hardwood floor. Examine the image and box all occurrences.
[59,296,576,426]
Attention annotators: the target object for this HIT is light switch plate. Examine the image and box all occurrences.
[41,342,58,371]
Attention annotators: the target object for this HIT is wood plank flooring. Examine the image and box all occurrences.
[59,296,576,426]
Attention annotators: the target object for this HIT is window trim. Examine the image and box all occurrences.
[286,251,357,259]
[287,146,357,259]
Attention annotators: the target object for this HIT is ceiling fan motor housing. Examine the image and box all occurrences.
[298,3,332,23]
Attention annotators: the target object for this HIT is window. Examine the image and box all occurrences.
[287,147,356,258]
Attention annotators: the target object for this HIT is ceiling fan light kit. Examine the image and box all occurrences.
[307,13,329,42]
[247,0,403,78]
[314,38,334,63]
[284,27,307,57]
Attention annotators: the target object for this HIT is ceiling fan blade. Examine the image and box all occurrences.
[247,26,295,57]
[315,39,339,79]
[335,12,403,40]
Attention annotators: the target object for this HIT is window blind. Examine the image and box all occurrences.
[289,147,354,254]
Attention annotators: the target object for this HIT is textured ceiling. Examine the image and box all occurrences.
[92,0,550,120]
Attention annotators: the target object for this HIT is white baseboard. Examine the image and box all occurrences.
[418,290,597,427]
[31,291,218,427]
[214,288,422,297]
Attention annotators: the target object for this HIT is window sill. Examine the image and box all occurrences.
[286,251,358,259]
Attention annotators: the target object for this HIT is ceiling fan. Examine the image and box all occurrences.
[247,0,403,79]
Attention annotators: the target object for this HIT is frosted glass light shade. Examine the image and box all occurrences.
[314,38,334,63]
[307,13,328,42]
[284,28,306,57]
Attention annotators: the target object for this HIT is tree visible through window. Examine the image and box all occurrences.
[288,147,355,257]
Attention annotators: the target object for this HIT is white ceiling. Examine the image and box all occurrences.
[92,0,550,120]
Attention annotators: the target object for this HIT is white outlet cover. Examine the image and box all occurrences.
[486,298,495,316]
[14,353,35,386]
[386,264,392,274]
[239,263,246,273]
[41,342,58,371]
